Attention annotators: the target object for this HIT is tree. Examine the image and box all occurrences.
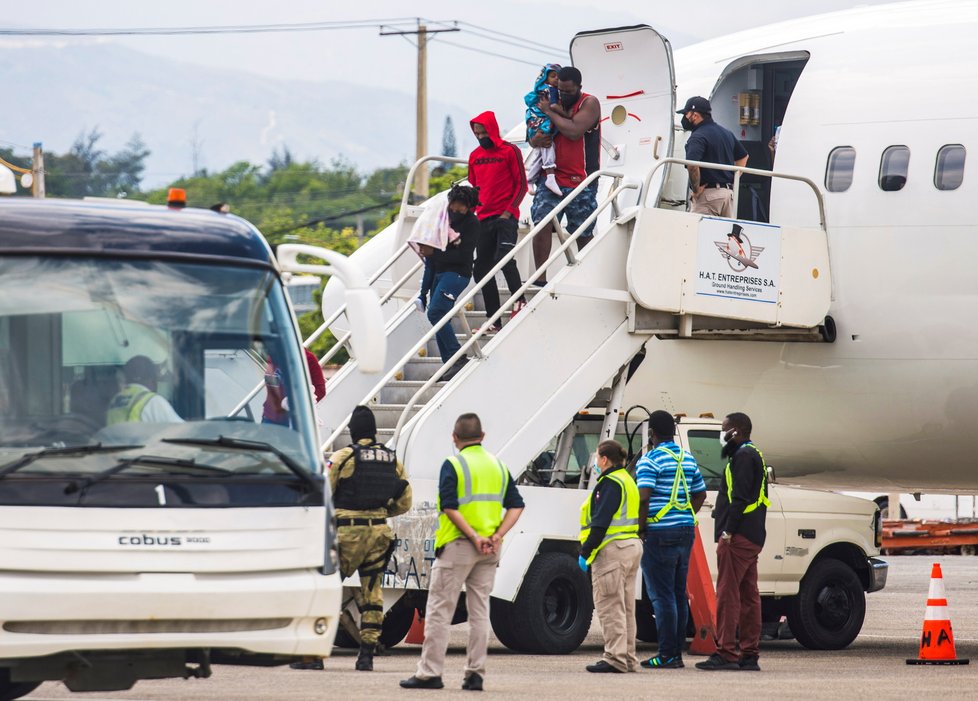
[441,115,457,158]
[44,128,150,198]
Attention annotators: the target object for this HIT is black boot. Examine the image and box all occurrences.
[355,644,375,671]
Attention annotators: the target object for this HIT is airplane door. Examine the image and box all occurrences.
[570,25,676,204]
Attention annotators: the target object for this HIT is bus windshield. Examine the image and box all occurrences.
[0,256,322,505]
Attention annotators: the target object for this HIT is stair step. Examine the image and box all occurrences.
[380,380,444,406]
[330,427,395,452]
[399,358,445,381]
[361,403,420,428]
[467,286,539,313]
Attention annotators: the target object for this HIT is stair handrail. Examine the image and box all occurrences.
[392,178,640,454]
[229,155,468,418]
[321,168,628,452]
[226,239,420,418]
[644,157,827,229]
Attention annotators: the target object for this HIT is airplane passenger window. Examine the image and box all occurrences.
[825,146,856,192]
[934,144,966,191]
[879,145,910,191]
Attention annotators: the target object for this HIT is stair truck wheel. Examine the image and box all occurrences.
[0,670,40,701]
[787,557,866,650]
[333,595,419,650]
[634,587,658,642]
[489,551,593,654]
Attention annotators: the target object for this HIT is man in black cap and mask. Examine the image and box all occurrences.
[677,96,748,218]
[291,405,412,672]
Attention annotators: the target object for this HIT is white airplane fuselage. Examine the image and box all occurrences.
[622,2,978,491]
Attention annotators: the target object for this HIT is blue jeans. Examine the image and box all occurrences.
[641,525,695,659]
[426,272,469,364]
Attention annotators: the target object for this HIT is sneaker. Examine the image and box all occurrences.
[640,655,684,669]
[474,321,502,335]
[509,299,526,319]
[739,655,761,671]
[585,660,624,673]
[694,653,741,671]
[399,676,445,689]
[439,357,469,382]
[461,672,484,691]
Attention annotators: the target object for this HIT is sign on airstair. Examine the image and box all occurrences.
[626,158,832,336]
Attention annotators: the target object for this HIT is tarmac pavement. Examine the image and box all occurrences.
[26,556,978,700]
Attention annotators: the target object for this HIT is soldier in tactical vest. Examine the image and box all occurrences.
[291,405,412,672]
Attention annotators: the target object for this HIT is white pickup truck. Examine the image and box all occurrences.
[376,413,886,654]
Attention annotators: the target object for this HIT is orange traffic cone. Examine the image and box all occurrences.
[907,563,969,665]
[405,608,426,645]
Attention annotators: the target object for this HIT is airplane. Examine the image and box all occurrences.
[620,0,978,493]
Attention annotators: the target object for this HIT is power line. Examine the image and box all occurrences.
[0,17,422,37]
[434,38,543,67]
[448,21,567,55]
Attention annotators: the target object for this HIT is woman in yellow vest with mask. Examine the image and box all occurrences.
[579,440,642,673]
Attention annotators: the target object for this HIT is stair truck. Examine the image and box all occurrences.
[308,24,887,656]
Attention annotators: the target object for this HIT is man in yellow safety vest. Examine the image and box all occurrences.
[400,412,524,692]
[579,439,643,673]
[106,355,182,425]
[696,411,770,672]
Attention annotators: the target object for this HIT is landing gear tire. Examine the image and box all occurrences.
[490,552,593,654]
[0,671,40,701]
[787,557,866,650]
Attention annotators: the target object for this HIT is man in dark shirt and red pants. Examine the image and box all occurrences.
[696,411,769,672]
[468,111,528,332]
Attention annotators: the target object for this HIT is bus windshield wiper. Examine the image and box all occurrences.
[0,443,143,481]
[162,435,321,492]
[63,454,232,495]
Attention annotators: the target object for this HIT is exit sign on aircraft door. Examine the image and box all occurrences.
[605,42,623,51]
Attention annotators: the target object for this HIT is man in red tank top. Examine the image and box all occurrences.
[528,66,602,285]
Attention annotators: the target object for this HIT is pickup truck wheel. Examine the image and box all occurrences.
[787,557,865,650]
[0,671,40,701]
[489,552,593,654]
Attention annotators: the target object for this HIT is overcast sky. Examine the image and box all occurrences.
[3,0,900,158]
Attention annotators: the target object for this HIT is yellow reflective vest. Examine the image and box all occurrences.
[724,443,771,514]
[106,385,156,425]
[434,445,509,550]
[579,468,640,565]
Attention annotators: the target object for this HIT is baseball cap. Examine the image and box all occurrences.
[676,96,712,115]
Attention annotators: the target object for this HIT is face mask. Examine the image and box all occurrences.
[560,91,579,110]
[719,430,737,458]
[681,115,694,131]
[592,462,601,477]
[448,211,466,228]
[478,136,494,150]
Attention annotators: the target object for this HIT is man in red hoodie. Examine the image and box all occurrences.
[468,111,528,331]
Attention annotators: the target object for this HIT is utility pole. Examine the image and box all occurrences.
[32,142,45,198]
[380,21,459,201]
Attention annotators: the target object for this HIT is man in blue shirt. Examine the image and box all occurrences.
[636,410,707,668]
[677,96,748,218]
